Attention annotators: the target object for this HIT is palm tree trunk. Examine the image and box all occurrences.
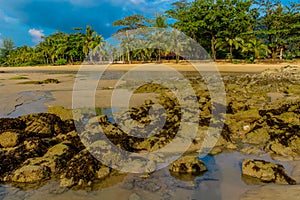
[176,54,179,64]
[211,35,216,61]
[279,48,283,60]
[158,48,161,63]
[229,45,233,63]
[127,48,131,64]
[271,49,277,61]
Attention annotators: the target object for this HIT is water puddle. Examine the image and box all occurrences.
[6,91,54,118]
[0,152,295,200]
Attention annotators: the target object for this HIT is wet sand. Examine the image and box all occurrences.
[0,62,298,118]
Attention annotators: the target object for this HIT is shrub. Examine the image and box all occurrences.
[55,59,67,65]
[19,61,36,66]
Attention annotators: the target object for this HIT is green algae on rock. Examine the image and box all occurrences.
[0,131,20,148]
[169,155,207,174]
[242,159,296,185]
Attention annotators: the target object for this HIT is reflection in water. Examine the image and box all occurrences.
[6,91,54,118]
[192,155,222,200]
[2,152,279,200]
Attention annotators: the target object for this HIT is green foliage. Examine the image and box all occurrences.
[1,1,299,66]
[55,58,67,65]
[166,0,257,61]
[255,0,300,60]
[2,25,104,67]
[19,62,36,66]
[0,38,14,65]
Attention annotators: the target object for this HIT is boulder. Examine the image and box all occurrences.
[11,165,51,183]
[242,159,296,185]
[96,166,111,179]
[243,128,270,145]
[20,113,65,137]
[61,149,102,185]
[0,131,20,148]
[169,155,207,174]
[0,118,26,133]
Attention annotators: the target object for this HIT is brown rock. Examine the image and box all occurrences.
[11,165,51,183]
[242,159,296,185]
[0,131,20,148]
[169,155,207,173]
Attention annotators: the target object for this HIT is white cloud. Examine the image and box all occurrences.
[130,0,145,4]
[0,9,19,24]
[28,28,44,44]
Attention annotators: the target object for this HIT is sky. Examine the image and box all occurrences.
[0,0,296,47]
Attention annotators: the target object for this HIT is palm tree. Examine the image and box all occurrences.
[216,37,244,63]
[113,14,146,64]
[82,25,103,62]
[242,38,271,62]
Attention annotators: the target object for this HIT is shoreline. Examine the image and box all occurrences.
[0,62,299,73]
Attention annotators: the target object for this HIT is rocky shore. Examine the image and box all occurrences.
[0,66,299,193]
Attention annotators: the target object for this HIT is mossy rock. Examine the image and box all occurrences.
[284,85,300,94]
[169,155,207,174]
[47,106,73,121]
[9,76,28,80]
[242,159,296,185]
[0,131,20,148]
[44,143,71,158]
[18,79,60,85]
[96,166,111,179]
[275,112,300,126]
[243,128,270,145]
[11,165,51,183]
[20,113,65,137]
[234,109,261,121]
[265,137,300,159]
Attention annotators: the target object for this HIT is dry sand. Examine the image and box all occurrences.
[1,61,299,72]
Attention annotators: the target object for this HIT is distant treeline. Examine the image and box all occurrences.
[0,0,299,66]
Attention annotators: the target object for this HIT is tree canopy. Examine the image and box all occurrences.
[0,0,299,66]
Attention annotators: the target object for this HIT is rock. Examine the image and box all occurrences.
[241,145,263,155]
[60,177,75,187]
[265,141,298,160]
[0,138,49,177]
[242,159,296,185]
[209,146,223,156]
[20,113,66,137]
[11,165,51,183]
[88,115,108,124]
[169,155,207,174]
[22,142,75,174]
[44,143,72,158]
[96,167,110,179]
[0,131,20,148]
[0,118,26,133]
[243,128,270,145]
[62,149,101,184]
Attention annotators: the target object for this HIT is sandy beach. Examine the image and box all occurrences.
[1,61,299,72]
[0,62,299,199]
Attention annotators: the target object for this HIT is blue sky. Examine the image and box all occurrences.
[0,0,296,47]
